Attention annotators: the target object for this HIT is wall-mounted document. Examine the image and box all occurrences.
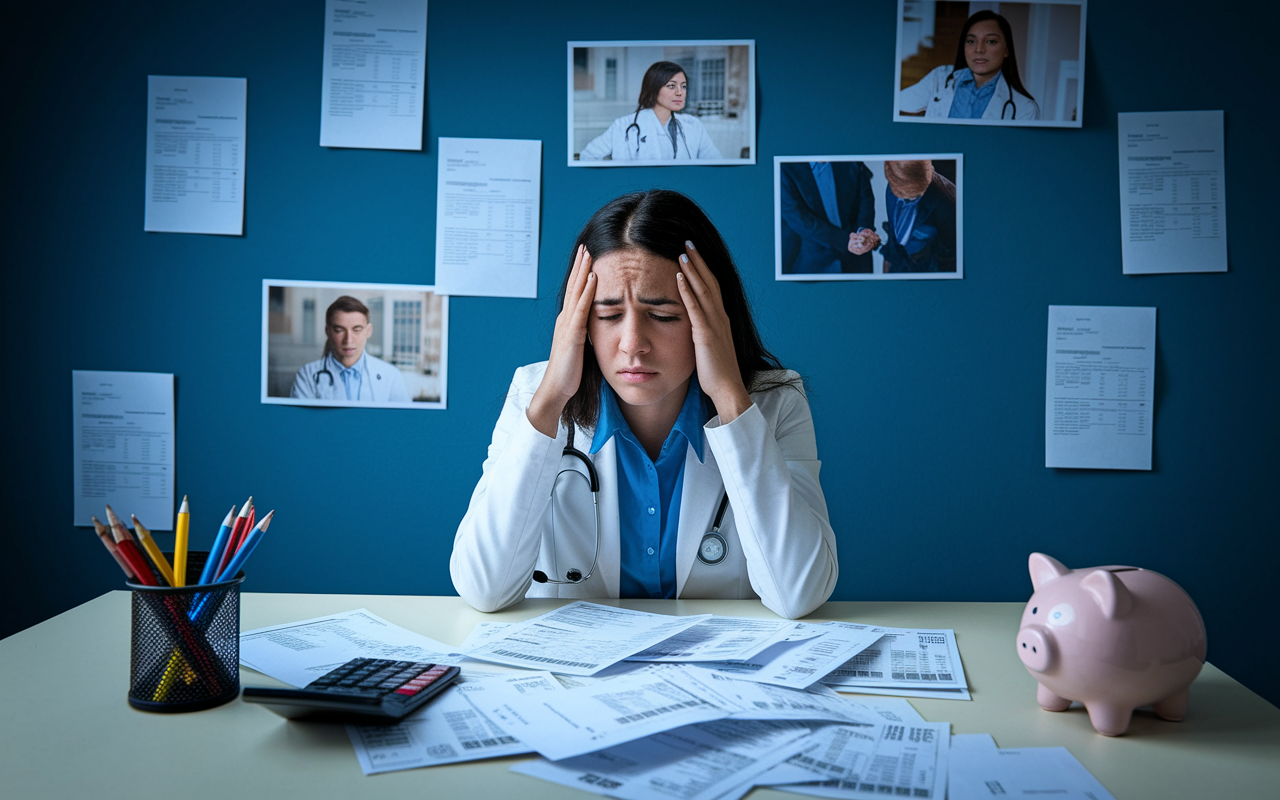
[72,371,175,528]
[1046,306,1156,470]
[1119,110,1227,274]
[434,137,542,298]
[144,76,246,235]
[319,0,427,150]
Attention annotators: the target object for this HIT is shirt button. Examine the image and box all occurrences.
[647,506,655,515]
[647,547,655,555]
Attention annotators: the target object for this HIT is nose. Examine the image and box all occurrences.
[619,316,650,356]
[1016,625,1055,673]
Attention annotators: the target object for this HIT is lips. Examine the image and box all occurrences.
[619,369,656,384]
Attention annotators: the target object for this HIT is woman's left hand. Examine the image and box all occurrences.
[676,240,753,422]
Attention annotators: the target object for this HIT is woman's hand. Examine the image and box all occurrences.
[528,245,596,437]
[676,241,753,423]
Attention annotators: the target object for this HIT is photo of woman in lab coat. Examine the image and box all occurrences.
[578,61,723,162]
[898,9,1039,122]
[451,190,837,619]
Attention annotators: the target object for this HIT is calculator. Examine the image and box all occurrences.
[242,657,461,723]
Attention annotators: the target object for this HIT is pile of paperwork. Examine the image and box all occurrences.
[240,602,1112,799]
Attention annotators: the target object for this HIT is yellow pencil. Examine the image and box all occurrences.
[130,514,176,586]
[174,496,190,587]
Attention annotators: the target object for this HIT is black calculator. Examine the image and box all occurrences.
[242,657,461,722]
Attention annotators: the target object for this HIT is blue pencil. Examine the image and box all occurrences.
[215,510,274,583]
[198,506,238,585]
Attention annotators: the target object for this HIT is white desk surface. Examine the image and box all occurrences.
[3,592,1277,800]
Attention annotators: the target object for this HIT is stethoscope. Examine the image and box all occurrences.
[313,356,383,400]
[942,71,1017,119]
[624,109,690,158]
[532,427,731,585]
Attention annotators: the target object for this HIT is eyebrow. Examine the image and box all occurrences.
[594,296,681,307]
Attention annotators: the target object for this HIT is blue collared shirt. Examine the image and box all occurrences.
[329,352,364,400]
[590,379,708,599]
[948,68,999,119]
[892,194,924,246]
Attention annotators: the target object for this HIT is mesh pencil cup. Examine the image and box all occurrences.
[127,551,245,713]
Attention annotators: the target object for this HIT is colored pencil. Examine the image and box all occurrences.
[198,505,237,585]
[215,510,273,583]
[105,505,156,586]
[130,514,176,586]
[215,498,252,577]
[173,496,190,587]
[91,515,133,579]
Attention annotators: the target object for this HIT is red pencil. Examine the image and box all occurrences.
[216,498,253,576]
[240,505,257,552]
[91,515,134,579]
[105,505,156,586]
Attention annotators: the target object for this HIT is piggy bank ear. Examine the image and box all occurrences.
[1029,553,1070,591]
[1080,570,1133,619]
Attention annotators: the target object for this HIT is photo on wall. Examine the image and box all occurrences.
[568,40,755,166]
[261,279,448,409]
[893,0,1086,128]
[775,155,963,281]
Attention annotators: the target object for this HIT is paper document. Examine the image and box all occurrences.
[768,721,950,799]
[72,371,175,529]
[1045,306,1156,471]
[1119,110,1227,274]
[948,734,1116,800]
[433,137,542,298]
[144,76,246,235]
[514,719,811,800]
[701,622,885,689]
[347,671,563,774]
[823,628,968,695]
[627,615,796,662]
[463,601,709,676]
[319,0,427,150]
[483,664,735,760]
[239,609,465,687]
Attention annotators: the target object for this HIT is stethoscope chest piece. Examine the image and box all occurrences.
[698,531,727,565]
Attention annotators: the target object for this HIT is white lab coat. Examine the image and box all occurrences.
[450,363,838,619]
[289,353,410,402]
[579,109,724,161]
[899,65,1039,121]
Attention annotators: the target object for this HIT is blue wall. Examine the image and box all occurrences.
[6,2,1276,707]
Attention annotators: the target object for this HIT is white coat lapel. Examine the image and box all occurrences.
[676,441,722,596]
[986,74,1013,120]
[590,435,622,598]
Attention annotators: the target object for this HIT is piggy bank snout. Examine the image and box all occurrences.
[1017,625,1055,673]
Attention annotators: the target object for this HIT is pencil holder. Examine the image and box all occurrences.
[127,551,245,713]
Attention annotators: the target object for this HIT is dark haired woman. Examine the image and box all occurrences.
[579,61,723,160]
[451,191,836,618]
[899,10,1039,121]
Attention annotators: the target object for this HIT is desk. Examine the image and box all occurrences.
[2,593,1277,799]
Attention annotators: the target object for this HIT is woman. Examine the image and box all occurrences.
[451,190,837,619]
[899,10,1039,121]
[579,61,723,161]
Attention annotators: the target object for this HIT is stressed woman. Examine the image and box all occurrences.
[451,190,837,619]
[899,10,1039,121]
[579,61,723,161]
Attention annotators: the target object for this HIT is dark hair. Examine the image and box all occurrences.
[323,295,369,358]
[635,61,687,112]
[557,190,791,431]
[951,10,1035,102]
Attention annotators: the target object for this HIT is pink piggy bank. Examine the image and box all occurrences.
[1016,553,1206,736]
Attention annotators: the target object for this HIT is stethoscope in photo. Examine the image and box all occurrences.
[312,356,383,400]
[942,71,1018,119]
[532,428,732,585]
[624,109,689,158]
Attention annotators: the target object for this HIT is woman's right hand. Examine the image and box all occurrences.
[527,245,596,437]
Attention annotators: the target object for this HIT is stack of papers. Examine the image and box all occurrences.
[239,603,1111,799]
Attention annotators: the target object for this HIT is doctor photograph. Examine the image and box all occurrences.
[451,189,838,619]
[578,61,722,162]
[290,296,410,403]
[893,1,1087,127]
